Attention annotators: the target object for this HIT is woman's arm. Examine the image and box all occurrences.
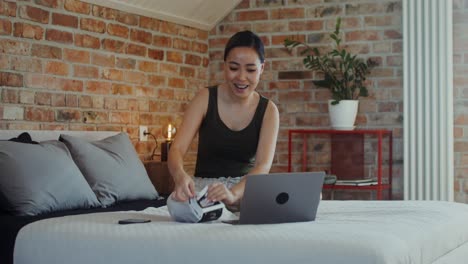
[168,88,208,201]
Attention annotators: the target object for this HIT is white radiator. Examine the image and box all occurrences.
[403,0,454,201]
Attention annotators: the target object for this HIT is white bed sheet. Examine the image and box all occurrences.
[14,200,468,264]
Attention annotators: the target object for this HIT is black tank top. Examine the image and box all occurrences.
[194,86,269,178]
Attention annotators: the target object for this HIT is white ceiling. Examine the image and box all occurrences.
[81,0,241,31]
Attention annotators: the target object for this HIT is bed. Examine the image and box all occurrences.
[2,130,468,264]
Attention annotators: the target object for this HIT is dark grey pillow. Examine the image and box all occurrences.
[60,133,158,206]
[0,140,101,216]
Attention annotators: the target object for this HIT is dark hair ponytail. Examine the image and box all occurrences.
[223,30,265,63]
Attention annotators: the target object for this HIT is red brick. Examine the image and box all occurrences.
[112,83,133,95]
[64,0,90,15]
[173,38,190,50]
[82,111,108,124]
[346,30,380,42]
[107,23,129,38]
[126,43,146,57]
[140,16,160,31]
[134,85,155,98]
[10,56,42,73]
[104,97,117,110]
[148,48,164,60]
[86,81,111,94]
[31,43,62,59]
[158,89,174,100]
[116,11,138,26]
[57,79,83,92]
[45,61,69,76]
[236,10,268,21]
[159,21,179,35]
[92,5,117,20]
[80,18,106,33]
[19,90,35,104]
[19,5,49,24]
[0,40,29,55]
[0,18,11,35]
[35,0,59,8]
[74,65,99,78]
[0,1,16,17]
[102,69,123,81]
[35,92,52,105]
[116,58,136,69]
[52,13,78,28]
[289,21,323,31]
[0,54,7,70]
[124,71,146,85]
[110,111,132,124]
[153,35,172,48]
[92,53,114,67]
[168,77,185,88]
[138,61,158,72]
[191,41,208,53]
[75,34,100,49]
[148,75,166,87]
[65,94,79,107]
[253,22,288,33]
[271,8,304,19]
[2,88,18,103]
[102,38,125,53]
[56,109,81,122]
[64,48,90,63]
[384,30,402,40]
[130,29,152,44]
[185,54,201,66]
[209,37,230,49]
[180,66,195,78]
[0,72,23,87]
[167,51,183,63]
[51,93,66,107]
[179,26,198,39]
[13,22,44,40]
[24,107,54,122]
[79,95,92,108]
[46,29,73,44]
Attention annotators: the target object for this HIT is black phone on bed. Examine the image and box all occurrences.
[118,218,151,225]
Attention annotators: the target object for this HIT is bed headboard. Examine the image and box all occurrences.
[0,130,119,141]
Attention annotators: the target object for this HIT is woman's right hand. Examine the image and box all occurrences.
[172,174,196,202]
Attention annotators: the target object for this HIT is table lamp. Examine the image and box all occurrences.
[160,122,176,162]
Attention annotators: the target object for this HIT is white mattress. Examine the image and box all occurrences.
[14,201,468,264]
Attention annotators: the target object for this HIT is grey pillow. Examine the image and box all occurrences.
[60,133,158,206]
[0,140,101,216]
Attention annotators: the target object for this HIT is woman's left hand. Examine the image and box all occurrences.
[206,182,237,206]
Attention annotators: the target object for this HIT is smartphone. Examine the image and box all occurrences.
[118,218,151,225]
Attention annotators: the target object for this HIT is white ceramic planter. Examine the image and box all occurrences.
[328,99,359,130]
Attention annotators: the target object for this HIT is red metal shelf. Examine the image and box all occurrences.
[288,129,393,200]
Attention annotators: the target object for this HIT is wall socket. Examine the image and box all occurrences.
[139,126,148,141]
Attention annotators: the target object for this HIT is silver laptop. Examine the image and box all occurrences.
[227,171,325,225]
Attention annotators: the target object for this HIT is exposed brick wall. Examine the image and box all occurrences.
[0,0,208,168]
[2,0,467,202]
[453,0,468,203]
[210,0,404,199]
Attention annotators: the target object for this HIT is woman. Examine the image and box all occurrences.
[167,30,279,207]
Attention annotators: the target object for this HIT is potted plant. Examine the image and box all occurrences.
[284,17,375,130]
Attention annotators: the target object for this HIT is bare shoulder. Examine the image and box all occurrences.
[187,87,210,114]
[265,99,279,117]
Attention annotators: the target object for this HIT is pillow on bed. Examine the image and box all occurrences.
[60,132,158,206]
[0,140,101,216]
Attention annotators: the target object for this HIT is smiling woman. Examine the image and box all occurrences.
[166,30,280,220]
